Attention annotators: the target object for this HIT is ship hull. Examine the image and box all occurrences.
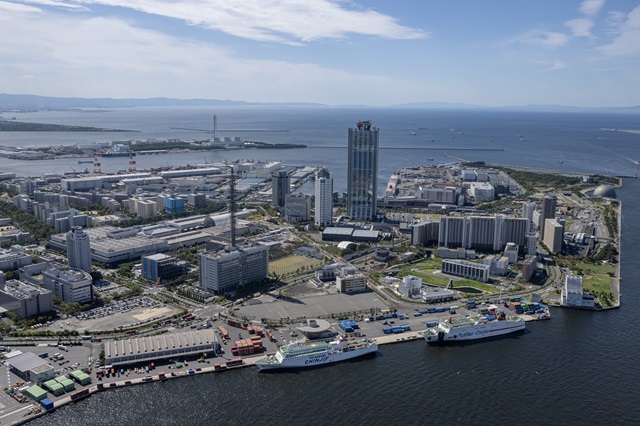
[424,321,525,344]
[256,345,378,371]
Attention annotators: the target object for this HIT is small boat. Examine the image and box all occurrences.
[409,131,417,135]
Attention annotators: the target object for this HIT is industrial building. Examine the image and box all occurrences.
[398,275,422,298]
[322,227,379,243]
[441,259,490,282]
[421,286,455,302]
[347,120,379,221]
[104,328,220,366]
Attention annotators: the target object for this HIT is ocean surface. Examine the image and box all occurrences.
[7,107,640,425]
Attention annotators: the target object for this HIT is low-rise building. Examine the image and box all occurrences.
[8,352,55,384]
[398,275,422,298]
[0,250,32,271]
[335,267,368,294]
[441,259,490,282]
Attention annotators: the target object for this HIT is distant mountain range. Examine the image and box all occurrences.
[0,93,638,112]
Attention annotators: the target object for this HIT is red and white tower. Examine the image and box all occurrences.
[93,157,101,174]
[128,154,136,172]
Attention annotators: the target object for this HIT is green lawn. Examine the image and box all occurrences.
[269,255,324,276]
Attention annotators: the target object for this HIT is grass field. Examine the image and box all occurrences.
[572,261,615,295]
[269,255,324,276]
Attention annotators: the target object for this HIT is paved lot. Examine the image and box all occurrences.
[236,292,392,321]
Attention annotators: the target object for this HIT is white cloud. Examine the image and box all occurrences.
[597,5,640,56]
[579,0,605,17]
[68,0,427,44]
[21,0,88,10]
[0,0,42,13]
[0,4,420,104]
[516,31,569,48]
[540,60,567,72]
[565,18,594,37]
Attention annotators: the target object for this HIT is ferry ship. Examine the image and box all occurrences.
[255,337,378,370]
[423,313,525,343]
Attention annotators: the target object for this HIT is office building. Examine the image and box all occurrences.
[335,266,368,294]
[543,218,564,253]
[347,120,379,221]
[526,233,537,255]
[441,259,490,282]
[66,227,92,273]
[0,279,54,319]
[271,170,290,208]
[163,196,185,214]
[284,193,311,223]
[522,201,535,228]
[540,195,557,236]
[521,255,537,282]
[0,250,32,271]
[314,168,333,227]
[188,192,207,209]
[141,253,187,283]
[199,245,269,295]
[504,242,519,264]
[41,266,93,304]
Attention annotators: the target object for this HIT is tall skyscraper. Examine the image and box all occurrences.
[540,195,557,236]
[66,226,92,273]
[314,168,333,227]
[347,120,379,221]
[271,170,290,208]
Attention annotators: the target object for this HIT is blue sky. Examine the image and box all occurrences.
[0,0,639,106]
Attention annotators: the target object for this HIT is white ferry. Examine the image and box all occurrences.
[255,337,378,370]
[423,313,525,343]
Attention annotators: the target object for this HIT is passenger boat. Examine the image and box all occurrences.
[255,336,378,370]
[423,312,525,343]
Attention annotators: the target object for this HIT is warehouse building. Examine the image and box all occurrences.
[8,352,55,384]
[104,328,220,366]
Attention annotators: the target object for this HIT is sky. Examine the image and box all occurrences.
[0,0,639,107]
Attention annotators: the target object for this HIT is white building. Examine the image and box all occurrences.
[441,259,490,282]
[66,227,92,273]
[314,168,333,227]
[398,275,422,298]
[336,267,368,294]
[467,182,495,201]
[42,267,93,304]
[526,232,537,255]
[561,274,595,308]
[504,242,519,264]
[483,255,509,276]
[199,245,269,295]
[522,201,535,228]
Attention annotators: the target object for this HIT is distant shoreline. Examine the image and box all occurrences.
[0,120,135,132]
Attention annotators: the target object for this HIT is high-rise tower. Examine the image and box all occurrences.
[314,168,333,227]
[540,195,557,236]
[347,120,379,221]
[271,170,290,209]
[66,226,92,273]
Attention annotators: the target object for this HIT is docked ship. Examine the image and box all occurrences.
[423,312,525,344]
[255,337,378,370]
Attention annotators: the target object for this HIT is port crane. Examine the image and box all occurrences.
[169,115,289,143]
